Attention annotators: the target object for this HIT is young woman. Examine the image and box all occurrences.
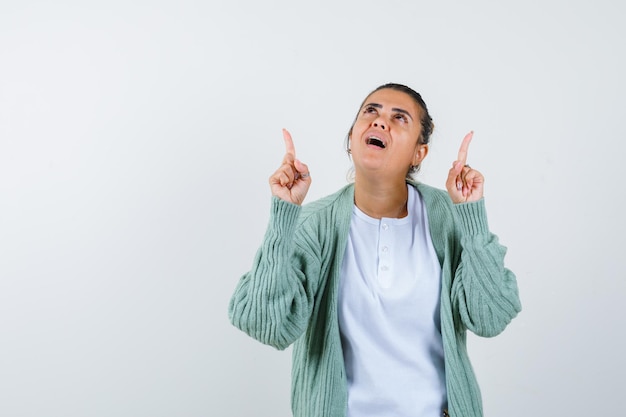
[229,83,521,417]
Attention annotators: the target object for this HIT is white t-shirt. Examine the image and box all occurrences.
[338,185,447,417]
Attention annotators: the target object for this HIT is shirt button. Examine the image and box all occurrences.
[382,246,388,253]
[382,224,389,230]
[380,265,389,272]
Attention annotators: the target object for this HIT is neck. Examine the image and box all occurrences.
[353,174,409,219]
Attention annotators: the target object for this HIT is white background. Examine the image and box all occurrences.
[1,1,624,416]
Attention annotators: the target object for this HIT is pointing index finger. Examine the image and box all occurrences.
[283,128,296,159]
[457,131,474,165]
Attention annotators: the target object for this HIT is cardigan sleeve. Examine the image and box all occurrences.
[450,199,522,337]
[228,197,322,350]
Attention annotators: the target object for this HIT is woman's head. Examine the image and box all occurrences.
[347,83,434,178]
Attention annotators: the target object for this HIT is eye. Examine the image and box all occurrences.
[363,105,378,114]
[394,113,408,123]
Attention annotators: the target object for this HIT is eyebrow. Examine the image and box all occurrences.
[363,102,414,121]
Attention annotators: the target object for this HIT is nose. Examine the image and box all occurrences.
[372,119,386,130]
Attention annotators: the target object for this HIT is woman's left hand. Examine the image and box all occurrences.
[446,131,484,204]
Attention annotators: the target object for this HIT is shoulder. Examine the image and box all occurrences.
[409,180,459,231]
[408,181,460,259]
[409,181,453,209]
[288,184,355,241]
[300,184,354,218]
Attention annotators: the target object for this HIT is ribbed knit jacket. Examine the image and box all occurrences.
[229,181,521,417]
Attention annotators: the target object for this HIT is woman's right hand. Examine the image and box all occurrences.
[269,129,311,206]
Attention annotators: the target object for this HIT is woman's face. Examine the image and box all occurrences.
[349,88,428,181]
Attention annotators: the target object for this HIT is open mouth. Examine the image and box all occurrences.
[366,136,386,149]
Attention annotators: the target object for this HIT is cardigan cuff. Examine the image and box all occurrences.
[453,198,489,235]
[270,196,301,234]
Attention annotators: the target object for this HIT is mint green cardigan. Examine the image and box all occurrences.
[229,181,521,417]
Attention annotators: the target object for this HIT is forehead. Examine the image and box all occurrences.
[363,88,422,118]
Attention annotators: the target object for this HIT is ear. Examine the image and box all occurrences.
[413,144,429,166]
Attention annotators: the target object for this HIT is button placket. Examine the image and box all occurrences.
[378,221,392,287]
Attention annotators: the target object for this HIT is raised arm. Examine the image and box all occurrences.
[229,130,319,350]
[446,132,521,336]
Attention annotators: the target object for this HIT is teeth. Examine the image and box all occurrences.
[366,136,385,148]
